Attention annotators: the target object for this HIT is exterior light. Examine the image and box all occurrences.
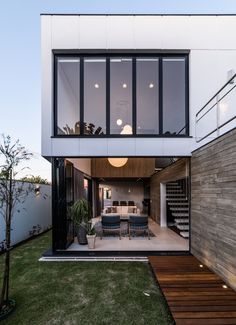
[35,185,40,195]
[94,83,99,88]
[108,158,128,168]
[199,264,204,268]
[122,83,127,88]
[222,285,228,289]
[116,119,123,126]
[149,83,154,88]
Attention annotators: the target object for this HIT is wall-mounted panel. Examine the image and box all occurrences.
[92,158,155,178]
[52,16,79,49]
[80,16,107,48]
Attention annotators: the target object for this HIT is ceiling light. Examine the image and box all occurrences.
[222,285,228,289]
[116,119,123,126]
[122,83,127,88]
[94,83,99,88]
[149,83,154,88]
[199,264,203,268]
[108,158,128,168]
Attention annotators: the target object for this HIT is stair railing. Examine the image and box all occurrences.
[195,73,236,143]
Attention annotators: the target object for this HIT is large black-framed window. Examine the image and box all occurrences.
[54,53,189,137]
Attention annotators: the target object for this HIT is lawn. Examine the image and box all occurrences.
[0,232,174,325]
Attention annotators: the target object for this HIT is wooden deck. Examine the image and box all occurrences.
[149,256,236,325]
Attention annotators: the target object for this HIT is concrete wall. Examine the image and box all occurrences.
[100,182,144,211]
[0,182,51,248]
[41,15,236,158]
[150,158,189,224]
[191,128,236,290]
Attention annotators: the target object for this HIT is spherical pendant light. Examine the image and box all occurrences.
[108,158,128,168]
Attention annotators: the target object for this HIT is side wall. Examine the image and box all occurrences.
[150,158,189,224]
[191,128,236,290]
[0,182,51,248]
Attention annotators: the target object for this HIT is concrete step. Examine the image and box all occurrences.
[167,182,179,185]
[180,231,189,238]
[166,194,186,197]
[168,202,189,206]
[174,218,189,223]
[172,213,189,217]
[177,224,189,231]
[170,207,189,211]
[166,198,188,202]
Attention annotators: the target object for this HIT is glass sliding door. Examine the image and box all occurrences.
[110,58,133,135]
[162,58,186,135]
[84,58,106,135]
[136,58,159,134]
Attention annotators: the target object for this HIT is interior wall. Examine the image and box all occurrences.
[68,158,91,176]
[150,158,189,224]
[191,128,236,290]
[100,182,144,210]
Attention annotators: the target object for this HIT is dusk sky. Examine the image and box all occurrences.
[1,0,236,180]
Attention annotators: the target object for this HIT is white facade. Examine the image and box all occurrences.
[0,182,51,247]
[41,14,236,158]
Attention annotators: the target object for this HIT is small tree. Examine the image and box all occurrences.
[0,135,33,315]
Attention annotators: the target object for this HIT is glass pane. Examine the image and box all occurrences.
[137,58,159,134]
[110,58,133,134]
[84,58,106,135]
[57,58,80,135]
[163,58,186,135]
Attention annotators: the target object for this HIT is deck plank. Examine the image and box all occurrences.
[149,256,236,325]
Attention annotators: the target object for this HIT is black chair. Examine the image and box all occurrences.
[120,201,127,206]
[101,215,121,240]
[112,201,119,206]
[128,201,135,206]
[128,216,150,240]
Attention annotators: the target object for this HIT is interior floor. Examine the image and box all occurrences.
[68,218,189,251]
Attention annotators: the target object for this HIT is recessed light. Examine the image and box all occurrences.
[149,83,154,88]
[222,285,228,289]
[116,119,123,126]
[122,83,127,88]
[199,264,203,268]
[94,83,99,88]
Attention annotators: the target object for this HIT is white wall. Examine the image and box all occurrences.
[0,182,51,247]
[41,15,236,157]
[68,158,91,176]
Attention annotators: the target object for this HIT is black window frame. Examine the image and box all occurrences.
[53,51,189,138]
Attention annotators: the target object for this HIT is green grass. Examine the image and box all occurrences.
[0,232,174,325]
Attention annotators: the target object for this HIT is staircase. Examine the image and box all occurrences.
[166,180,189,239]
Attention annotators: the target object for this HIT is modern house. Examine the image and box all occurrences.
[41,14,236,289]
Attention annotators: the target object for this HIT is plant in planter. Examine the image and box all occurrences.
[86,221,96,249]
[70,199,90,245]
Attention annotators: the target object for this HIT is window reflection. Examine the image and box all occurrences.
[110,58,133,134]
[137,58,159,134]
[84,58,106,135]
[57,58,80,135]
[163,58,186,135]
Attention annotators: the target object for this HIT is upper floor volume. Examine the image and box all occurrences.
[41,15,236,157]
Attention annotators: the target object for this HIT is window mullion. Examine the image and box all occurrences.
[159,57,163,135]
[132,57,137,135]
[80,57,84,135]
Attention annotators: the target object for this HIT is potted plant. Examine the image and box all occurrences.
[86,221,96,249]
[70,199,90,245]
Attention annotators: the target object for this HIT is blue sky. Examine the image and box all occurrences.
[0,0,236,180]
